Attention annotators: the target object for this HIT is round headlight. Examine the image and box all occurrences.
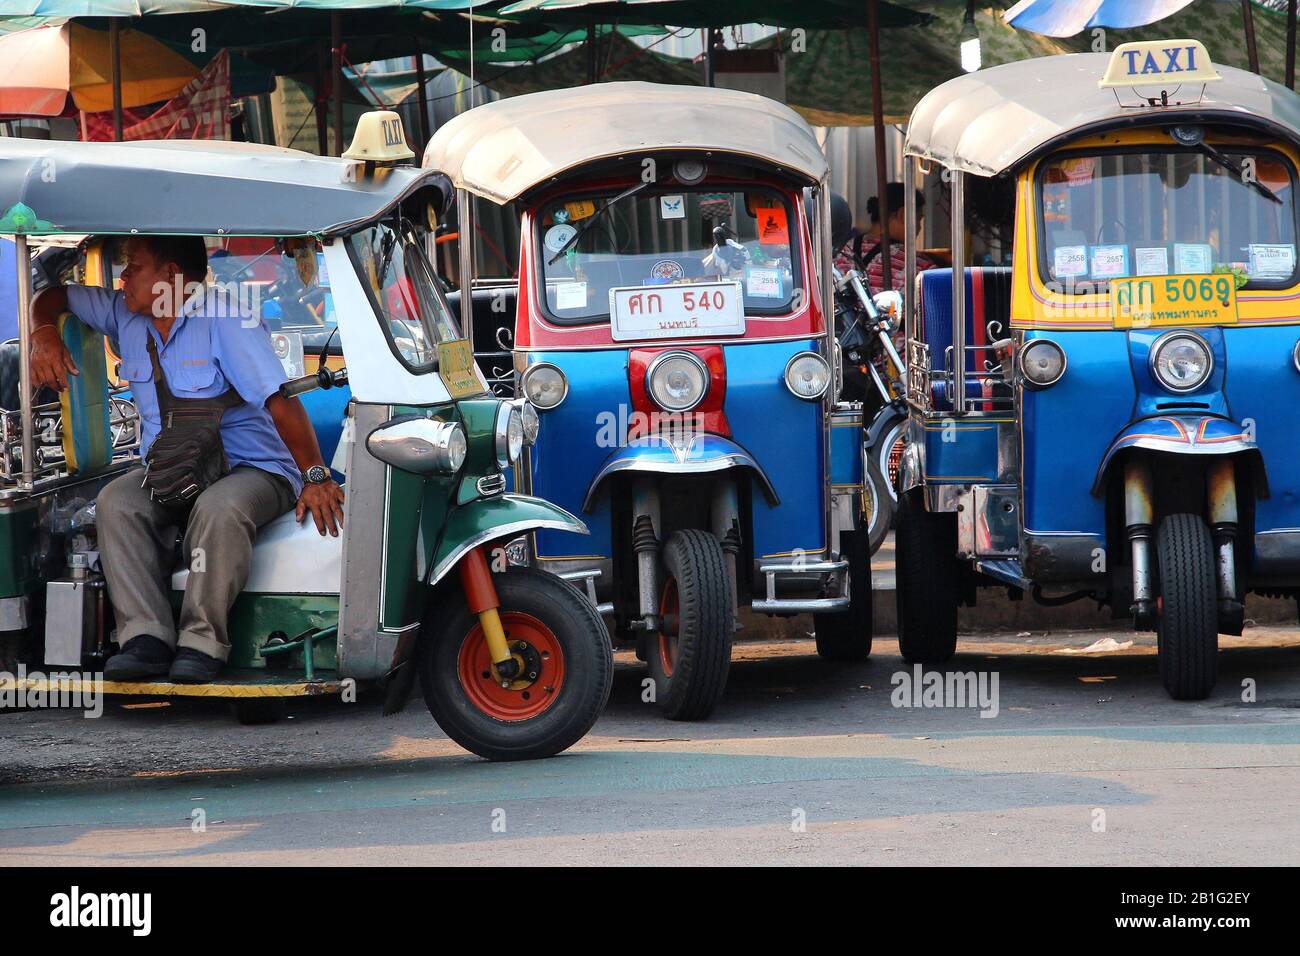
[495,403,524,468]
[647,351,709,412]
[1018,338,1066,388]
[521,362,568,409]
[784,351,831,400]
[1151,331,1212,393]
[1292,338,1300,374]
[515,399,540,444]
[446,423,468,473]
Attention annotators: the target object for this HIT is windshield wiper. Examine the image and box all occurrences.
[547,180,651,265]
[1195,142,1283,205]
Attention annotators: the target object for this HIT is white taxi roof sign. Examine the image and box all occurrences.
[343,110,415,164]
[1099,39,1221,90]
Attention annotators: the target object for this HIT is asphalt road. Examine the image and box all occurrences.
[2,623,1300,866]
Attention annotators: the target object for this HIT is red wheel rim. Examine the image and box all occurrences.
[456,612,565,721]
[658,576,679,678]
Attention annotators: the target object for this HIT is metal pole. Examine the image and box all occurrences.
[950,170,966,415]
[705,28,719,87]
[1288,0,1297,89]
[15,235,34,488]
[414,37,431,150]
[586,18,597,84]
[903,157,917,345]
[109,19,123,141]
[314,40,329,155]
[331,13,345,156]
[1242,0,1261,75]
[867,0,891,291]
[457,189,475,351]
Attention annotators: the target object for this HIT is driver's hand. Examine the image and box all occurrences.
[296,478,345,537]
[30,326,79,391]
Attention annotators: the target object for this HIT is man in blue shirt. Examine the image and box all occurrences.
[29,235,345,683]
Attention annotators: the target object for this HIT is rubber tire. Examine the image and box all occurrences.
[418,567,613,761]
[862,456,894,556]
[230,699,286,725]
[648,529,734,721]
[895,487,959,664]
[814,526,874,661]
[1156,513,1219,701]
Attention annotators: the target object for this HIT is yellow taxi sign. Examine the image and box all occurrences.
[342,110,415,164]
[1099,40,1221,90]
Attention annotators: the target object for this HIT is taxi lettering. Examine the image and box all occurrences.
[1121,45,1199,78]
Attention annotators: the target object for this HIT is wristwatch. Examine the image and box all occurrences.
[303,465,330,485]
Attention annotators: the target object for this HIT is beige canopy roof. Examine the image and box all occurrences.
[905,52,1300,178]
[424,81,828,204]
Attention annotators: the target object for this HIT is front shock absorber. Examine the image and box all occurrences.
[1125,459,1156,629]
[1207,458,1244,634]
[458,545,519,685]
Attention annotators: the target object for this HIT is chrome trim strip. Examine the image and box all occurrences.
[751,597,851,613]
[582,450,780,511]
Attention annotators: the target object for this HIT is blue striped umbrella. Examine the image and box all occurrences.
[1004,0,1198,37]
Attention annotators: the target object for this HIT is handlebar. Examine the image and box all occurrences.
[279,366,348,399]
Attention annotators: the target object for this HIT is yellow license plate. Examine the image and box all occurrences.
[437,339,485,398]
[1110,274,1239,329]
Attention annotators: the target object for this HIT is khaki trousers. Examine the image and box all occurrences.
[96,465,296,661]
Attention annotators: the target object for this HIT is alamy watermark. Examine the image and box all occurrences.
[891,664,1000,718]
[0,664,103,718]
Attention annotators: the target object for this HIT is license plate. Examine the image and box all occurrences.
[437,338,484,398]
[609,281,745,342]
[1110,274,1238,329]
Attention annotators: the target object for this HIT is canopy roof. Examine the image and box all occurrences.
[0,136,447,236]
[424,81,827,204]
[904,51,1300,178]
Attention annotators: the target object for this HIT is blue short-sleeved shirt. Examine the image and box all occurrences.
[66,284,303,498]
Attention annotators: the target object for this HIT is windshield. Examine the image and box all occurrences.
[537,187,801,323]
[346,221,464,372]
[1037,147,1299,292]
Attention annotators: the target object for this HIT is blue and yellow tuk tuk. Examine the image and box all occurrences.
[896,40,1300,699]
[426,83,873,719]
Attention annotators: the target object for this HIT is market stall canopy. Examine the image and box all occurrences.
[425,81,827,204]
[1004,0,1197,37]
[904,50,1300,178]
[0,136,448,236]
[0,22,197,116]
[496,0,930,28]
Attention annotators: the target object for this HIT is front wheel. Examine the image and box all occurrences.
[418,567,613,761]
[1156,513,1219,700]
[895,487,959,664]
[648,529,735,721]
[862,456,894,556]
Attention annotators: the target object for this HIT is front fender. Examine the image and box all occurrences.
[1091,414,1264,496]
[582,433,780,512]
[428,494,588,587]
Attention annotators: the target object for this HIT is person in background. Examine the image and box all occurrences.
[834,182,938,295]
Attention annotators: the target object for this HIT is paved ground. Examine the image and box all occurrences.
[3,623,1299,866]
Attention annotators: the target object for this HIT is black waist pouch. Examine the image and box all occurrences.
[141,336,243,513]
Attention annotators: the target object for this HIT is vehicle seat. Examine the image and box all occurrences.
[56,312,113,473]
[917,267,1012,410]
[170,509,342,594]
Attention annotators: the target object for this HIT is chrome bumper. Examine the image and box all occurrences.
[749,558,851,614]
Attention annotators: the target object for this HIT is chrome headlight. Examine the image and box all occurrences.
[1018,338,1066,388]
[514,399,540,444]
[521,362,568,409]
[494,402,524,468]
[647,351,709,412]
[366,418,465,475]
[1151,331,1212,393]
[1292,339,1300,373]
[784,351,831,401]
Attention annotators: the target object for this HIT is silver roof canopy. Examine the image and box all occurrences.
[904,52,1300,178]
[423,81,828,204]
[0,137,449,238]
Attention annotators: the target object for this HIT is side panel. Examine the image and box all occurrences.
[723,338,825,557]
[528,349,628,561]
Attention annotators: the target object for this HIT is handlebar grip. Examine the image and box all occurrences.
[279,373,322,399]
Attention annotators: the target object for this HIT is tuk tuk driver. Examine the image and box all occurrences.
[27,236,345,683]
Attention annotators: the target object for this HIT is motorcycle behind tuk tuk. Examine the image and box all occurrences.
[426,83,873,720]
[895,40,1300,700]
[0,111,612,760]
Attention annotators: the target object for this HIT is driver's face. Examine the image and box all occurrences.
[120,239,179,317]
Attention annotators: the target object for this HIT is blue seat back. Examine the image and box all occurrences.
[917,267,1012,409]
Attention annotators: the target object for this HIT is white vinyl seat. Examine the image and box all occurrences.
[170,509,342,594]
